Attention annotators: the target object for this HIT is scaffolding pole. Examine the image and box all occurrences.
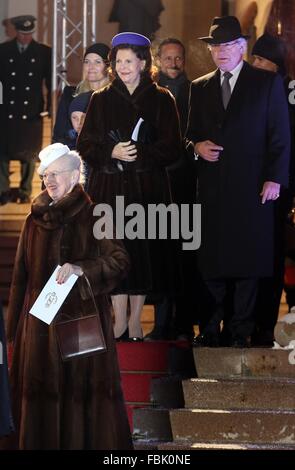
[52,0,97,123]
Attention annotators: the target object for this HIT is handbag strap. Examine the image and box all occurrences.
[82,274,100,317]
[55,273,100,322]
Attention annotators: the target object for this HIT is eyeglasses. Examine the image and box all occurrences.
[208,40,240,51]
[40,169,71,182]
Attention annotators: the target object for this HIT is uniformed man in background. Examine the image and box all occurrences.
[0,15,51,204]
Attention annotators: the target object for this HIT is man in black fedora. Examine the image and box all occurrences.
[187,16,290,347]
[0,15,51,204]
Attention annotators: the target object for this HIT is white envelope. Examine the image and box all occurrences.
[29,265,78,325]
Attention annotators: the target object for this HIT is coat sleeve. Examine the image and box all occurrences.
[135,90,182,169]
[76,239,130,299]
[263,73,291,187]
[77,92,117,169]
[75,214,130,299]
[6,220,29,342]
[186,81,202,146]
[52,86,74,144]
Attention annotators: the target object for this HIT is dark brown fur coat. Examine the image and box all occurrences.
[77,77,182,294]
[2,185,132,450]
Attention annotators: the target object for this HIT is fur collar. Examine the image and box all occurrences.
[31,184,91,229]
[111,76,156,102]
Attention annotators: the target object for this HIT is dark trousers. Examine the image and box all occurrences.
[0,160,35,196]
[254,192,292,337]
[200,278,258,341]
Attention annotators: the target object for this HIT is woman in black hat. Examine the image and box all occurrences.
[77,32,182,341]
[52,43,110,148]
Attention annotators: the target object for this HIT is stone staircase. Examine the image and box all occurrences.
[116,340,195,432]
[134,347,295,450]
[0,117,51,304]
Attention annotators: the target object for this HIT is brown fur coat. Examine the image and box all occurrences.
[2,185,132,450]
[77,76,182,295]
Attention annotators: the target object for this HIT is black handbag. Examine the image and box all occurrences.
[55,275,107,361]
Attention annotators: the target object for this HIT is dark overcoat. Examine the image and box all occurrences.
[0,302,14,438]
[0,38,51,161]
[1,185,132,450]
[186,62,290,279]
[77,76,182,295]
[52,85,76,148]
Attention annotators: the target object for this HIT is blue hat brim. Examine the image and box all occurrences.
[111,32,151,48]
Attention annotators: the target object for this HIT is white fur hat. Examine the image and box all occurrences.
[38,143,70,175]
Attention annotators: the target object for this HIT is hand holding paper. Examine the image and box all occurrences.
[30,265,79,325]
[56,263,83,284]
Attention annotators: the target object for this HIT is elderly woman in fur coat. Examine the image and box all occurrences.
[77,32,182,341]
[0,143,132,450]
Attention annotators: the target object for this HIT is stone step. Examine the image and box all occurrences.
[0,202,32,215]
[150,377,185,408]
[183,377,295,410]
[0,267,13,282]
[170,408,295,445]
[0,217,25,233]
[194,347,295,378]
[133,408,173,442]
[158,441,295,450]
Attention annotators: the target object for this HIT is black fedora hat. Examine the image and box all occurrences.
[199,16,249,44]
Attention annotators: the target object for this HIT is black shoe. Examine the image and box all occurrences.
[17,194,31,204]
[127,336,144,342]
[115,327,129,342]
[0,191,11,205]
[251,330,274,347]
[229,337,251,348]
[192,333,220,348]
[144,330,167,341]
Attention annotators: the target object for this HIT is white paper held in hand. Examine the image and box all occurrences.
[29,265,78,325]
[131,117,144,142]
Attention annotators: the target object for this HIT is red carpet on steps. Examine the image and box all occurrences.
[116,340,190,430]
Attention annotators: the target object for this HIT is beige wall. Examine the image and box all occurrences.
[7,0,38,19]
[235,0,274,37]
[1,0,223,82]
[156,0,222,79]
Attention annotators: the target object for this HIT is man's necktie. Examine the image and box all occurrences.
[221,72,232,109]
[20,45,25,53]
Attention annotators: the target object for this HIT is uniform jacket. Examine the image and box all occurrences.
[77,76,182,294]
[0,38,51,161]
[2,185,132,450]
[187,61,290,279]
